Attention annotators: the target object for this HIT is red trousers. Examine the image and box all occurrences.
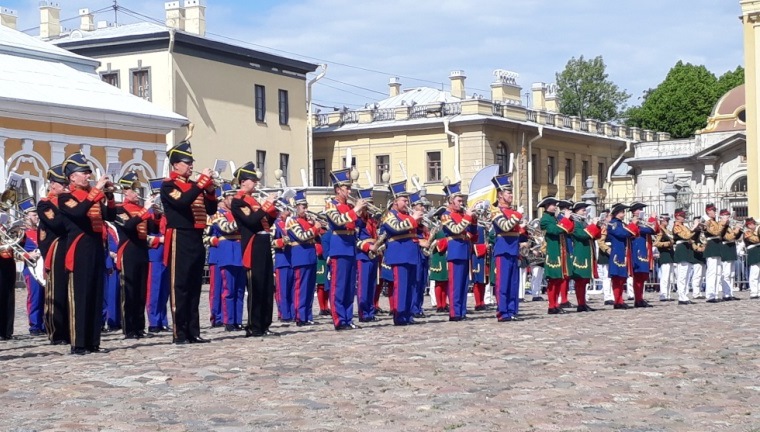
[572,278,589,306]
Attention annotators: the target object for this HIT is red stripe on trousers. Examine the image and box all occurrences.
[330,260,340,326]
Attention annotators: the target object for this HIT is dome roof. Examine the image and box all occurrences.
[698,84,745,134]
[711,84,745,117]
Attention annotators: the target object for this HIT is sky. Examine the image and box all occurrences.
[3,0,745,111]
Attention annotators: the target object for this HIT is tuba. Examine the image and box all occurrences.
[524,218,545,265]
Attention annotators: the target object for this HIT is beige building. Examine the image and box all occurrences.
[41,1,318,186]
[0,19,185,202]
[313,70,665,219]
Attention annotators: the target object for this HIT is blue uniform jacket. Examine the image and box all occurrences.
[440,208,477,261]
[272,218,292,269]
[381,209,420,266]
[631,222,657,274]
[286,215,318,267]
[606,218,639,278]
[491,206,522,257]
[324,197,358,258]
[208,209,242,268]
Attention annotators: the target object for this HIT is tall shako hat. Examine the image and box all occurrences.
[330,168,352,187]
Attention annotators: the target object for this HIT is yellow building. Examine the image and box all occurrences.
[0,20,185,201]
[313,71,665,219]
[40,1,318,186]
[741,1,760,215]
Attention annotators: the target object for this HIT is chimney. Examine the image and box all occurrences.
[449,70,466,99]
[39,1,61,39]
[389,77,401,97]
[79,8,94,31]
[0,7,17,30]
[545,83,559,112]
[184,0,205,36]
[164,1,185,31]
[531,82,546,110]
[490,69,522,104]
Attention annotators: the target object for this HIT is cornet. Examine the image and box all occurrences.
[193,170,229,188]
[307,210,328,226]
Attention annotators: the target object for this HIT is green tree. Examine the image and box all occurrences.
[625,62,744,138]
[555,55,631,121]
[715,66,745,98]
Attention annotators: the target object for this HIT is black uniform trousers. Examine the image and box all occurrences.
[67,235,105,350]
[167,229,205,342]
[119,242,148,337]
[44,239,70,344]
[0,257,15,339]
[246,234,274,334]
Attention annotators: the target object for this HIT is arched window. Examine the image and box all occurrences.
[731,176,747,192]
[496,141,509,173]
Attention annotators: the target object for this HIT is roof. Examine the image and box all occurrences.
[0,25,186,129]
[711,84,745,117]
[699,84,746,134]
[374,87,460,109]
[52,22,319,77]
[0,24,97,71]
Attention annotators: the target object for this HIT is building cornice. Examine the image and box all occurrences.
[0,126,167,152]
[0,99,186,135]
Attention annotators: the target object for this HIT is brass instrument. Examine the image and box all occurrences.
[307,210,328,226]
[469,200,493,228]
[254,190,296,214]
[523,218,545,265]
[192,170,229,188]
[0,182,36,267]
[368,232,388,260]
[422,206,447,257]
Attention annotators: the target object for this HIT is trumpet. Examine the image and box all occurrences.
[307,210,328,226]
[254,190,295,214]
[192,170,229,187]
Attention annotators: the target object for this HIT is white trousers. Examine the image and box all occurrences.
[598,264,612,301]
[531,266,544,298]
[518,267,527,300]
[705,257,722,300]
[659,262,674,299]
[691,263,704,298]
[720,260,735,297]
[750,264,760,297]
[676,262,691,302]
[429,280,437,307]
[626,276,634,300]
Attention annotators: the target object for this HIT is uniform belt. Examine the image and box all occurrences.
[291,239,315,245]
[219,235,241,241]
[388,233,416,242]
[675,240,690,245]
[497,232,520,237]
[748,243,760,250]
[705,236,720,241]
[256,231,270,235]
[447,234,468,241]
[332,230,355,235]
[722,241,736,245]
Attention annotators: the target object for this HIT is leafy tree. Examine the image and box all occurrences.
[555,55,631,122]
[715,66,745,98]
[625,62,744,138]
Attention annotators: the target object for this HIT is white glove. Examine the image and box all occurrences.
[517,206,525,214]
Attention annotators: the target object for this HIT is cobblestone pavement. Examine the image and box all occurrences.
[2,287,760,431]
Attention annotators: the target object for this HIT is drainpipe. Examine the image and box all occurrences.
[443,117,460,181]
[607,140,632,184]
[527,125,543,220]
[165,28,177,176]
[307,64,327,186]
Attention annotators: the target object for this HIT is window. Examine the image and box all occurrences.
[732,176,748,192]
[256,150,266,186]
[376,155,390,184]
[279,153,289,185]
[101,72,119,88]
[496,142,509,173]
[255,85,266,122]
[313,159,326,187]
[17,179,38,203]
[582,160,589,185]
[130,69,150,101]
[531,153,539,183]
[565,158,573,186]
[547,156,555,184]
[598,162,605,189]
[278,89,289,125]
[427,151,441,182]
[341,157,357,169]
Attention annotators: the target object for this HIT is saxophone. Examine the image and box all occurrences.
[367,232,388,260]
[422,224,442,257]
